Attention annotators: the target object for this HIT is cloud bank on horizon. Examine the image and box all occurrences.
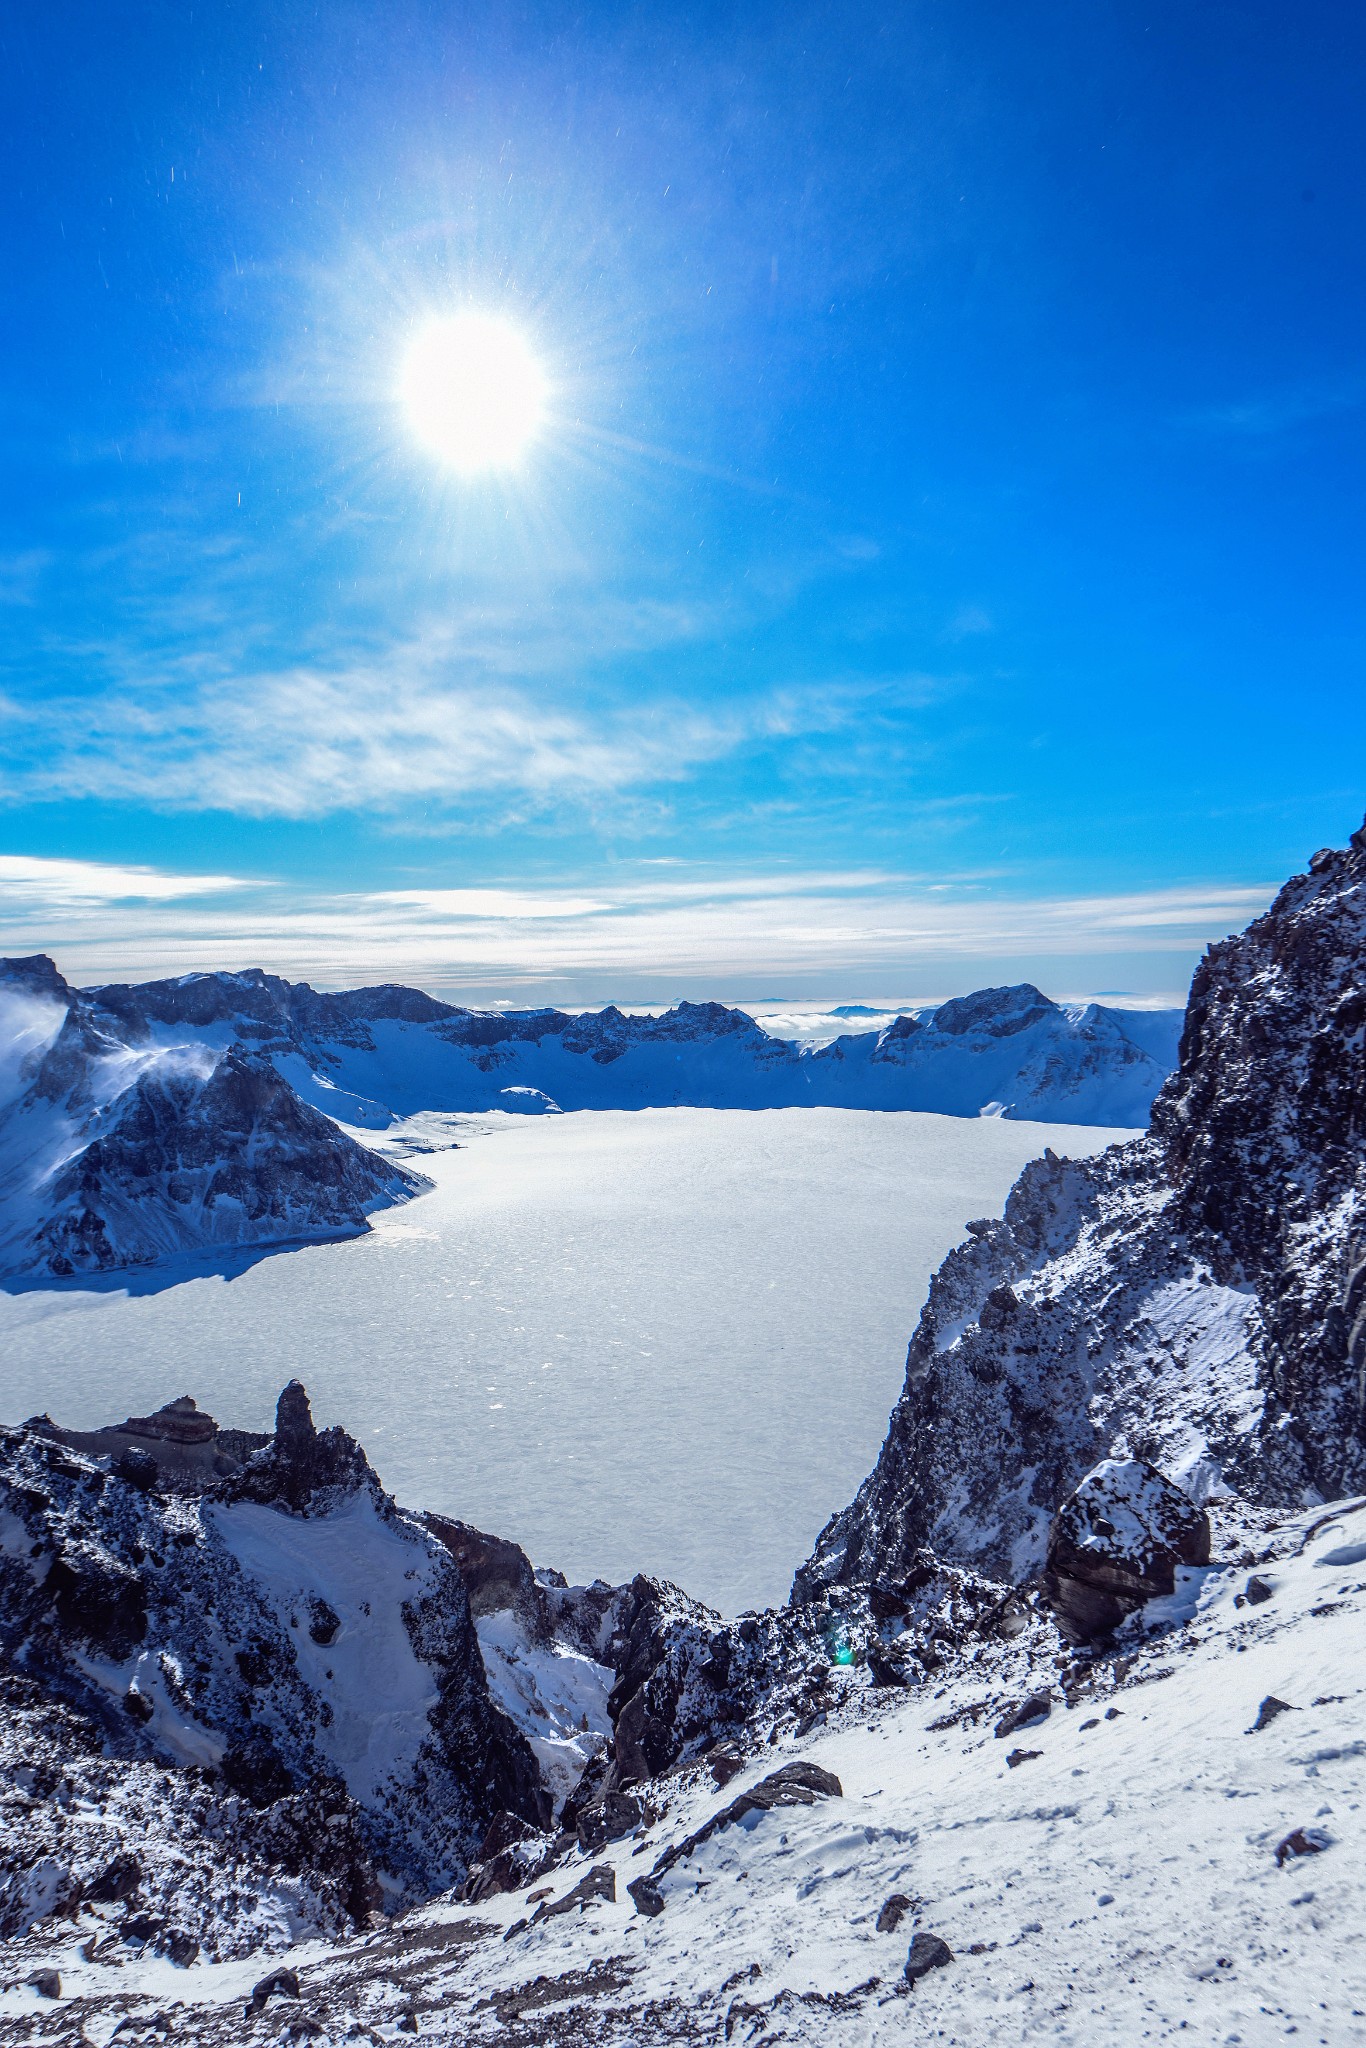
[0,854,1274,1005]
[0,3,1362,997]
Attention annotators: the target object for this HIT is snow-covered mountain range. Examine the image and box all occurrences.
[2,819,1364,2042]
[0,953,1178,1276]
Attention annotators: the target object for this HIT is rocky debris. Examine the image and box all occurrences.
[904,1932,954,1984]
[248,1967,301,2012]
[1006,1748,1042,1768]
[1250,1696,1295,1732]
[1043,1460,1212,1642]
[1245,1574,1275,1606]
[464,1814,562,1904]
[575,1790,643,1855]
[876,1894,913,1933]
[531,1864,617,1922]
[705,1740,746,1787]
[25,1969,60,1998]
[994,1692,1053,1739]
[627,1874,666,1918]
[1276,1826,1332,1866]
[793,822,1366,1600]
[651,1763,842,1881]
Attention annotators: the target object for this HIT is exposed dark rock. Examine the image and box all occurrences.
[1246,1574,1275,1606]
[219,1381,375,1514]
[627,1874,667,1917]
[1044,1460,1211,1642]
[1006,1748,1042,1768]
[248,1967,301,2012]
[1250,1695,1294,1732]
[904,1932,954,1983]
[994,1692,1053,1739]
[575,1790,643,1855]
[532,1864,617,1921]
[1276,1826,1331,1866]
[652,1762,842,1878]
[26,1969,60,1999]
[877,1893,913,1933]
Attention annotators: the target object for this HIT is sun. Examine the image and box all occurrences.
[398,313,548,474]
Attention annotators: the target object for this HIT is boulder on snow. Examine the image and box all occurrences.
[904,1932,954,1984]
[1276,1826,1331,1866]
[994,1691,1052,1739]
[1042,1458,1211,1642]
[576,1790,644,1855]
[877,1893,913,1933]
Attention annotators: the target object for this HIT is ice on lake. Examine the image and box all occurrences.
[0,1107,1133,1612]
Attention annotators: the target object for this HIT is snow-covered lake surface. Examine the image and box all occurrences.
[0,1107,1134,1611]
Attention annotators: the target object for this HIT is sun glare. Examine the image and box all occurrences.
[398,312,548,474]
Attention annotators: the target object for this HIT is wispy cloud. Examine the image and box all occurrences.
[0,603,950,821]
[0,853,1277,996]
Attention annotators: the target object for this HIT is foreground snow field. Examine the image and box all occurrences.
[0,1108,1131,1613]
[5,1486,1361,2045]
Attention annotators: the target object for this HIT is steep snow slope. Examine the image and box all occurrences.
[79,962,1180,1125]
[4,1486,1363,2044]
[797,822,1366,1598]
[0,958,422,1278]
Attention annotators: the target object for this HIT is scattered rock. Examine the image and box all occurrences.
[707,1741,747,1788]
[1249,1695,1294,1732]
[1043,1459,1211,1642]
[26,1970,60,1999]
[627,1875,666,1918]
[876,1894,913,1934]
[904,1933,954,1985]
[653,1762,843,1876]
[1006,1749,1042,1769]
[533,1864,617,1921]
[84,1854,142,1904]
[248,1967,301,2012]
[1276,1827,1332,1867]
[994,1692,1052,1739]
[1245,1575,1275,1606]
[576,1790,643,1855]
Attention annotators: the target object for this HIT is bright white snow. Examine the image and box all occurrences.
[0,1107,1131,1611]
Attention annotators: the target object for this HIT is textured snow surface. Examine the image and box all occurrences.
[7,1494,1364,2044]
[0,1108,1130,1612]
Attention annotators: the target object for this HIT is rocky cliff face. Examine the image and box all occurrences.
[0,957,423,1278]
[795,821,1366,1601]
[0,1384,546,1913]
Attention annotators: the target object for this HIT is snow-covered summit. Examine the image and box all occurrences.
[0,960,424,1279]
[70,961,1179,1124]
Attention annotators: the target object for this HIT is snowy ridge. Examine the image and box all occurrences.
[74,960,1178,1125]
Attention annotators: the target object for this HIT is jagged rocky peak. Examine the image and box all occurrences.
[0,952,74,1004]
[795,817,1366,1605]
[223,1379,377,1513]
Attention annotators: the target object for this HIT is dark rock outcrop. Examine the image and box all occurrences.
[0,1385,547,1905]
[1043,1458,1211,1641]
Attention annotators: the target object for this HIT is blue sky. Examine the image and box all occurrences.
[0,1,1362,1002]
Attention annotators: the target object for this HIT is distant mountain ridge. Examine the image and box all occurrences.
[0,955,1180,1277]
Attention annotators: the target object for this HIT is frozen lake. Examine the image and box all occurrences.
[0,1107,1133,1611]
